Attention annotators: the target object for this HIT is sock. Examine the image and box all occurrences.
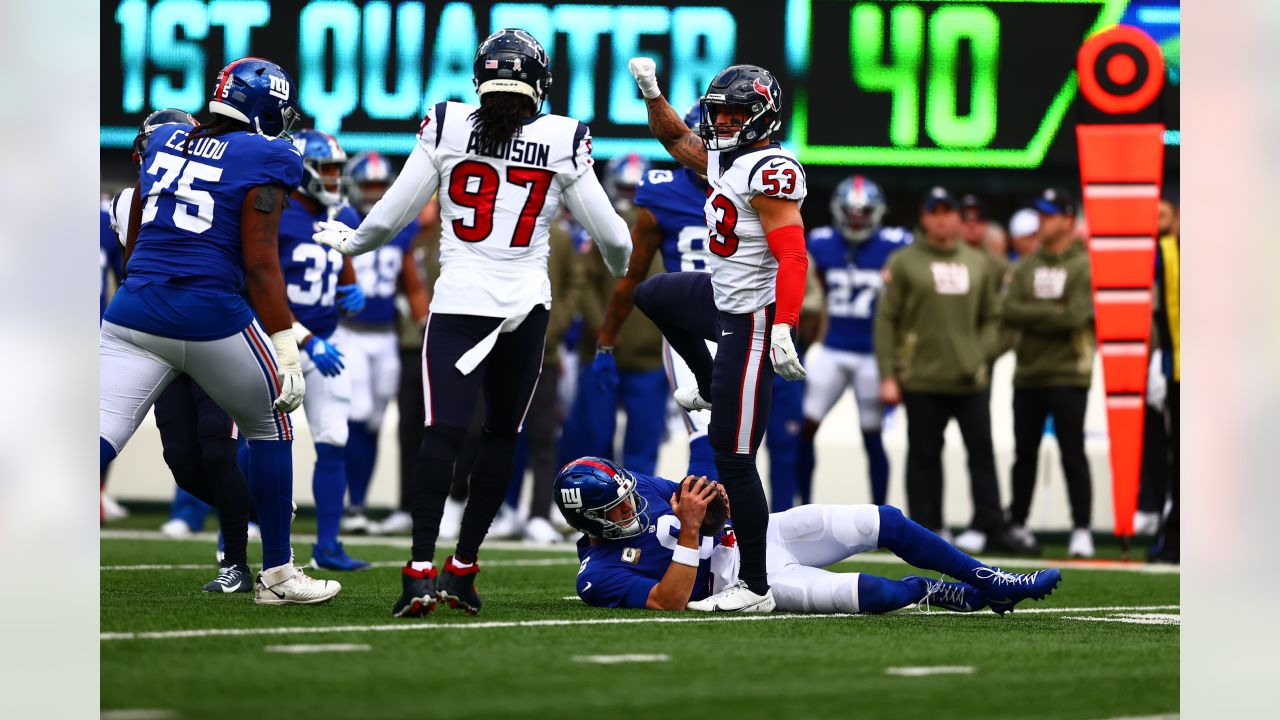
[450,557,474,569]
[456,429,519,563]
[863,431,889,505]
[876,505,988,586]
[411,426,466,563]
[344,421,377,508]
[410,560,433,572]
[247,439,294,569]
[797,433,815,505]
[857,574,929,614]
[100,437,117,472]
[313,442,347,548]
[687,435,718,480]
[714,450,771,595]
[205,437,251,568]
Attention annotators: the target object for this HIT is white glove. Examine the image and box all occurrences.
[769,324,806,381]
[312,220,356,255]
[269,330,306,413]
[1146,349,1167,410]
[628,57,661,100]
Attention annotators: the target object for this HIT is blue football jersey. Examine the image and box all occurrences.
[575,473,731,609]
[104,123,304,340]
[100,207,122,317]
[280,203,362,340]
[807,225,912,353]
[347,215,418,325]
[633,167,711,274]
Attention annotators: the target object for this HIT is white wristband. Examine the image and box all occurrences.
[670,544,699,568]
[291,321,312,347]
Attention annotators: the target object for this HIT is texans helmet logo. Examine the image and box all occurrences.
[753,78,776,110]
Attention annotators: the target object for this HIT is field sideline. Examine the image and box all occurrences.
[101,516,1178,720]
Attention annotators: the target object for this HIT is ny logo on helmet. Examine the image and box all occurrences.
[561,488,583,509]
[752,78,776,111]
[268,75,291,101]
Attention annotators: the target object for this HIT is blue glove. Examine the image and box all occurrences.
[336,283,366,316]
[304,335,345,377]
[592,347,620,393]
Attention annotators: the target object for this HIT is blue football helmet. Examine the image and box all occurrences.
[132,108,198,162]
[553,457,648,540]
[291,129,347,207]
[698,64,782,151]
[830,175,887,243]
[603,153,651,212]
[344,151,395,215]
[208,57,302,138]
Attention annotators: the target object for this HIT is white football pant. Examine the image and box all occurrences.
[764,504,882,614]
[661,337,718,440]
[299,342,352,447]
[332,324,399,430]
[802,345,884,432]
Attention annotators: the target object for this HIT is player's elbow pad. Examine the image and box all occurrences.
[767,225,808,327]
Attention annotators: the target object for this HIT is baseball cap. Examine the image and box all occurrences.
[1009,208,1040,237]
[960,193,986,220]
[922,186,957,211]
[1033,187,1075,216]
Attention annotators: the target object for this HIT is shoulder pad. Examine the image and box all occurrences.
[747,154,806,201]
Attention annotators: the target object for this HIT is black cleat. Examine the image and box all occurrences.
[203,561,252,594]
[438,556,482,615]
[391,563,439,618]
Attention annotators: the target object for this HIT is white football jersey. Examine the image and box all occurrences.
[109,186,135,246]
[703,144,807,314]
[422,100,594,317]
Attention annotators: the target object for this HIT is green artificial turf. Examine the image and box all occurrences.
[101,527,1178,720]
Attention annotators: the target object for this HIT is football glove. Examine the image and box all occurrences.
[628,57,661,100]
[336,283,366,316]
[592,347,620,393]
[303,335,346,377]
[269,331,306,413]
[313,220,356,255]
[769,324,806,381]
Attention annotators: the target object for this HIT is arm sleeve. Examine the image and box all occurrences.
[766,225,808,327]
[348,136,440,256]
[561,169,632,277]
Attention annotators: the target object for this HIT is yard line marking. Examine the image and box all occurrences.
[886,666,975,677]
[264,643,371,654]
[562,596,582,601]
[100,530,1180,574]
[1064,613,1181,626]
[101,558,578,572]
[572,654,670,664]
[100,605,1179,642]
[101,711,177,720]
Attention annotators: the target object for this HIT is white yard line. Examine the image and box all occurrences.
[100,711,177,720]
[100,529,1180,574]
[886,666,975,677]
[264,643,371,654]
[101,605,1178,643]
[572,654,670,664]
[101,558,578,571]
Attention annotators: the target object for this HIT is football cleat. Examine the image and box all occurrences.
[674,387,712,411]
[101,494,130,521]
[992,526,1042,556]
[159,518,194,539]
[973,567,1062,615]
[203,561,252,594]
[254,563,341,606]
[438,556,483,615]
[391,563,439,618]
[1069,528,1095,559]
[340,506,372,535]
[687,580,775,613]
[953,529,986,554]
[908,576,986,613]
[309,542,371,572]
[438,498,465,541]
[523,516,564,545]
[375,510,414,535]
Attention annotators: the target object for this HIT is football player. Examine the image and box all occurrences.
[313,29,634,617]
[800,176,909,507]
[336,152,430,536]
[626,59,809,612]
[278,129,370,571]
[108,108,260,593]
[100,58,340,605]
[555,457,1061,614]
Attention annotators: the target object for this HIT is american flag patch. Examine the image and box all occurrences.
[485,59,498,69]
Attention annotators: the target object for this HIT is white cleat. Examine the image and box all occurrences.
[1132,511,1161,536]
[489,504,522,539]
[341,507,372,535]
[674,387,712,411]
[101,495,129,521]
[439,498,465,541]
[954,529,986,554]
[523,516,564,545]
[376,510,414,535]
[254,563,341,606]
[1069,528,1095,559]
[160,518,194,539]
[687,580,776,613]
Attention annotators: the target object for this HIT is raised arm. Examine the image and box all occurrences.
[597,208,663,348]
[561,169,632,277]
[241,185,305,412]
[628,58,708,176]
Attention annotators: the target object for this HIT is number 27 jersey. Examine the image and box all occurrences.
[703,143,807,315]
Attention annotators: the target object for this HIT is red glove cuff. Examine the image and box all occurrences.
[766,225,808,328]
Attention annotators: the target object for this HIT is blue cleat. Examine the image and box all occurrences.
[973,567,1062,615]
[906,576,987,613]
[309,542,372,572]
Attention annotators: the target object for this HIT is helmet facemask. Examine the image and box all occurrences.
[301,159,345,207]
[583,478,649,540]
[698,96,779,152]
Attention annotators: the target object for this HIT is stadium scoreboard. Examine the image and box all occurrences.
[101,0,1177,169]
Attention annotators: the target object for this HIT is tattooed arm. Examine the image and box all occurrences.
[241,184,292,335]
[629,57,708,175]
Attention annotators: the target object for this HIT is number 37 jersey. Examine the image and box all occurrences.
[704,144,807,315]
[422,100,594,317]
